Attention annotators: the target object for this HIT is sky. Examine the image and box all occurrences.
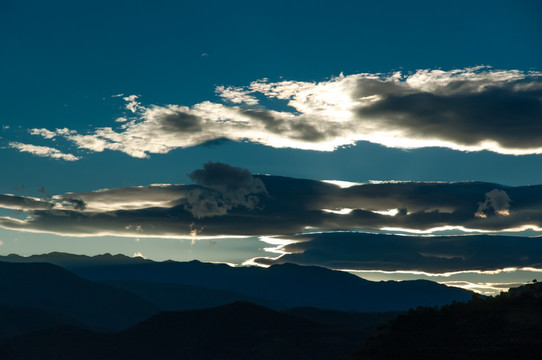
[1,0,542,295]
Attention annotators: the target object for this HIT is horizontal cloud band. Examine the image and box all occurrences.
[2,163,542,238]
[252,232,542,273]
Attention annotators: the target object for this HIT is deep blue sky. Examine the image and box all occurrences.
[1,0,541,294]
[2,0,542,193]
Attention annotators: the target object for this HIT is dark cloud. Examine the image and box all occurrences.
[58,198,86,211]
[189,161,263,193]
[476,189,511,217]
[242,109,329,142]
[0,194,54,211]
[3,165,542,237]
[186,162,268,218]
[252,232,542,273]
[157,109,203,133]
[357,83,542,150]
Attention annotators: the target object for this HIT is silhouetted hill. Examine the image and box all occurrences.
[0,261,159,331]
[102,280,286,310]
[356,282,542,359]
[0,325,109,360]
[0,302,367,360]
[0,306,81,340]
[283,307,402,332]
[0,253,474,312]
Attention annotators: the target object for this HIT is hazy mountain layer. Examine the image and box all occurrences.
[0,252,474,312]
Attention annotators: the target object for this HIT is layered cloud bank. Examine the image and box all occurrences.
[2,162,542,275]
[252,232,542,273]
[1,162,542,239]
[19,67,542,160]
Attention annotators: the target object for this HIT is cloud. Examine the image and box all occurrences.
[22,67,542,159]
[52,185,187,212]
[475,189,511,218]
[0,163,273,237]
[0,194,54,211]
[185,162,268,218]
[3,162,542,239]
[250,232,542,273]
[29,128,56,139]
[9,142,80,161]
[123,95,141,113]
[215,85,259,105]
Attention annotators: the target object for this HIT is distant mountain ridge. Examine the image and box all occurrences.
[1,252,151,267]
[0,252,474,312]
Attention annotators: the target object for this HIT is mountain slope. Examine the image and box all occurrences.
[282,307,402,332]
[356,282,542,359]
[102,280,286,310]
[0,306,81,340]
[0,261,159,331]
[0,302,366,360]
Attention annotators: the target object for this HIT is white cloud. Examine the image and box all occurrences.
[215,85,259,105]
[29,128,57,139]
[123,95,141,113]
[15,67,542,159]
[9,142,80,161]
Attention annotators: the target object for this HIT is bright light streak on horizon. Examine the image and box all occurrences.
[341,267,542,295]
[321,180,363,188]
[322,208,354,215]
[373,208,400,216]
[258,236,300,254]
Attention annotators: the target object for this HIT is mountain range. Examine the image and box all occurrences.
[0,252,473,312]
[0,252,478,359]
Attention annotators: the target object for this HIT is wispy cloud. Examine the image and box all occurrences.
[22,66,542,159]
[9,142,80,161]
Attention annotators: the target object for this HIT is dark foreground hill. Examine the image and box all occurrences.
[283,307,401,333]
[0,252,474,312]
[0,302,366,360]
[0,306,81,340]
[102,279,286,311]
[0,262,159,331]
[356,282,542,360]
